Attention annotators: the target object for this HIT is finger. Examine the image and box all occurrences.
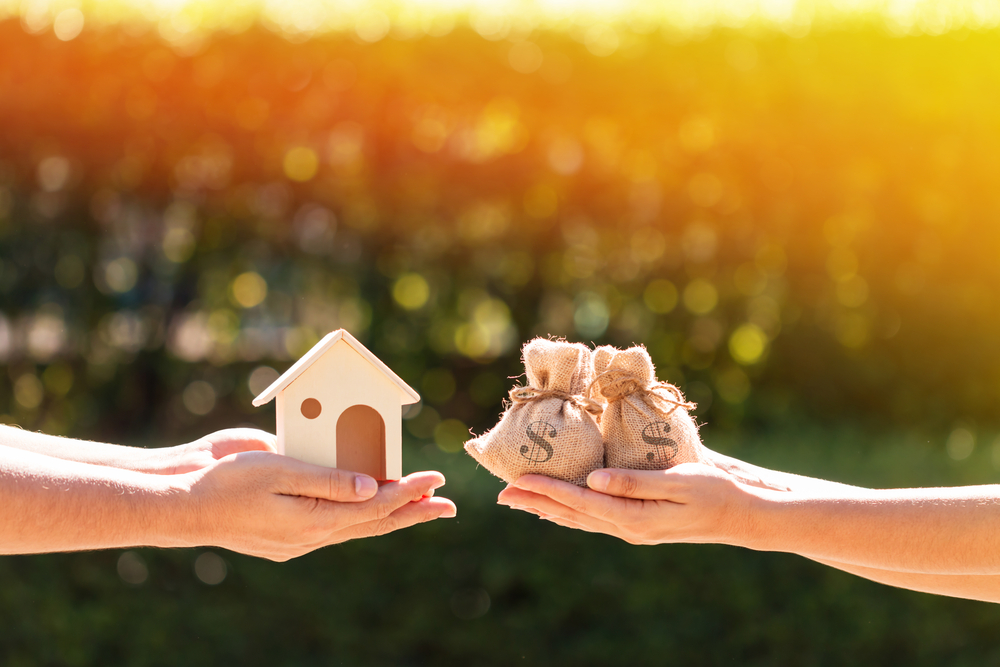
[331,497,456,542]
[203,428,279,456]
[584,464,717,500]
[508,474,638,520]
[508,504,593,532]
[272,456,380,502]
[538,513,601,533]
[498,486,622,535]
[342,471,447,523]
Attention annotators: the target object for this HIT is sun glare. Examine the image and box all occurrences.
[2,0,998,42]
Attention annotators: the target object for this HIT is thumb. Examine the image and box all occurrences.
[586,466,701,499]
[274,457,379,502]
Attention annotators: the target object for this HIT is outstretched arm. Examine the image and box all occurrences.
[0,429,456,560]
[498,464,1000,602]
[0,425,273,474]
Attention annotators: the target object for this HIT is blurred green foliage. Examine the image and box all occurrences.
[1,17,1000,665]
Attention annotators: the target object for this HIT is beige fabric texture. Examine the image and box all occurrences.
[464,338,605,487]
[592,345,707,470]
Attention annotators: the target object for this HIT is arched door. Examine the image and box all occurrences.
[336,405,386,480]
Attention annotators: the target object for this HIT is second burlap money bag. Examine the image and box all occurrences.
[591,345,708,470]
[464,338,605,486]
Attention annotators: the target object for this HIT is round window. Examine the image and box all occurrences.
[300,398,322,419]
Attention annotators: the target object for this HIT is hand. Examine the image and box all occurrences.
[154,428,278,475]
[497,463,753,547]
[176,451,456,561]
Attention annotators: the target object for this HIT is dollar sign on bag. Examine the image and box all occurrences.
[522,421,556,464]
[642,421,678,464]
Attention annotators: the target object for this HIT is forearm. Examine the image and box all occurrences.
[0,425,170,473]
[0,444,193,554]
[741,485,1000,574]
[708,450,862,494]
[809,557,1000,603]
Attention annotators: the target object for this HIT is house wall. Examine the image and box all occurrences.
[277,339,404,480]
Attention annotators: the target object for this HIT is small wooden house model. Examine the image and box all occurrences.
[252,329,420,481]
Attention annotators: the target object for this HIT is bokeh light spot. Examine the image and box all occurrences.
[104,258,138,294]
[53,9,85,42]
[283,147,319,182]
[42,363,74,397]
[182,380,217,416]
[14,374,44,409]
[836,275,869,308]
[509,41,544,74]
[248,366,279,396]
[683,280,718,315]
[406,405,440,439]
[678,116,715,154]
[230,272,267,308]
[38,156,71,191]
[355,9,390,43]
[584,24,618,57]
[163,228,196,263]
[729,324,768,365]
[455,323,491,358]
[947,427,975,461]
[117,551,148,586]
[643,279,678,314]
[574,292,609,338]
[393,273,430,310]
[434,418,469,453]
[194,552,228,585]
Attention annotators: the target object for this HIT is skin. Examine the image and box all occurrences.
[0,426,456,561]
[497,458,1000,603]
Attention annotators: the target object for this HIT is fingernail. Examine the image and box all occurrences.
[355,475,378,498]
[440,507,457,519]
[588,471,610,492]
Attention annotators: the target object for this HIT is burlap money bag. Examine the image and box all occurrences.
[464,338,604,486]
[591,345,708,470]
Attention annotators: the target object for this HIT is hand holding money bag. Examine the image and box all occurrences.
[591,345,708,470]
[464,338,605,486]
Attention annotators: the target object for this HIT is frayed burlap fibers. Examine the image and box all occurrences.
[591,345,708,470]
[464,338,605,486]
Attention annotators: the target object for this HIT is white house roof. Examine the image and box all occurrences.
[252,329,420,407]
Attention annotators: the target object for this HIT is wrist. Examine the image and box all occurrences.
[140,473,203,549]
[726,485,784,551]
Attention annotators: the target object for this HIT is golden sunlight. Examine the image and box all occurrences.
[2,0,998,45]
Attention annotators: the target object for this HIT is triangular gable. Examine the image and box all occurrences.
[252,329,420,407]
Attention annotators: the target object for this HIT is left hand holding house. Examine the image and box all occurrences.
[0,425,455,559]
[181,451,456,561]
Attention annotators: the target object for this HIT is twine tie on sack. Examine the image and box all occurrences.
[587,368,695,423]
[508,386,605,417]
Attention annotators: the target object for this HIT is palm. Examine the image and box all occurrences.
[171,428,278,474]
